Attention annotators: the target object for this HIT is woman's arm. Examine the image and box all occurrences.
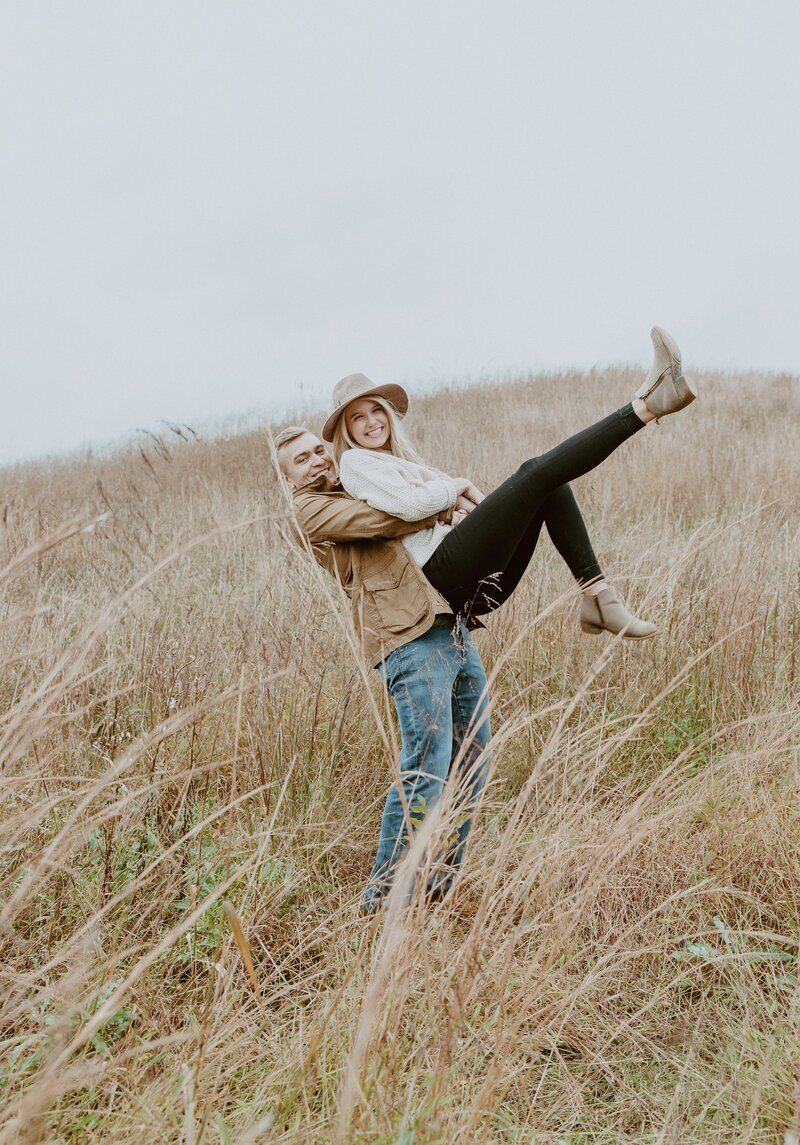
[339,449,470,522]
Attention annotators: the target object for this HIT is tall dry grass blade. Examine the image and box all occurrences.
[0,512,110,585]
[180,1061,197,1145]
[0,934,102,1145]
[222,900,260,998]
[333,811,443,1144]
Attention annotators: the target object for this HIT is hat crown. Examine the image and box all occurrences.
[332,373,376,410]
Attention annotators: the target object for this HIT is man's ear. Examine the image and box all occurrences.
[276,456,295,490]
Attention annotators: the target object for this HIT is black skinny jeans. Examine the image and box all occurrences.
[421,403,645,616]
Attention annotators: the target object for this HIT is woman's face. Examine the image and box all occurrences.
[344,398,391,450]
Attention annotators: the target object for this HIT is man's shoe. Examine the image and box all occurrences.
[635,326,698,418]
[361,885,385,916]
[580,587,657,639]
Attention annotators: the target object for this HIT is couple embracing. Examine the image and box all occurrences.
[276,328,697,915]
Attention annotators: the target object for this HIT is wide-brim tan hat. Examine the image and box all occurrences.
[322,373,409,442]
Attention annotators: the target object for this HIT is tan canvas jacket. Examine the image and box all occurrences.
[291,480,478,666]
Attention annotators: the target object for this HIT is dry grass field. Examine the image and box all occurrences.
[1,368,799,1143]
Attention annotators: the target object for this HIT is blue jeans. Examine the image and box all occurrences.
[363,619,492,913]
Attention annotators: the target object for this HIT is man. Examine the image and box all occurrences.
[275,425,492,914]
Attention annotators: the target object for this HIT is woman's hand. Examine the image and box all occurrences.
[462,482,485,506]
[440,484,485,526]
[456,483,485,511]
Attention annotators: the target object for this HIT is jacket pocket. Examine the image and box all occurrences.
[359,562,427,635]
[362,568,400,593]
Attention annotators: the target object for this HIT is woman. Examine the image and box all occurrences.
[322,328,697,636]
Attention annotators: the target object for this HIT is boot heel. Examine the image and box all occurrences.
[674,373,698,403]
[580,621,603,634]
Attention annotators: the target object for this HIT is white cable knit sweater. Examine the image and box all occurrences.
[338,448,466,567]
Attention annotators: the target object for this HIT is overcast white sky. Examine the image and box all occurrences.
[2,1,798,464]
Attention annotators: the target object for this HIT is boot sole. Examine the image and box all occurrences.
[580,621,657,639]
[636,327,698,406]
[653,326,699,405]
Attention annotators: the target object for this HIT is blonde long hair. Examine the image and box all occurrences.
[331,396,426,466]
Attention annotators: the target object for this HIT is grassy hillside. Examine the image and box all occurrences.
[1,369,799,1143]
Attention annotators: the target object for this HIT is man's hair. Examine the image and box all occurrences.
[273,424,313,452]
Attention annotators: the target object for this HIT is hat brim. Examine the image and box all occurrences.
[322,383,409,442]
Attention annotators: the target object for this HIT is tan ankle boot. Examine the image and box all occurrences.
[635,326,698,418]
[580,586,657,639]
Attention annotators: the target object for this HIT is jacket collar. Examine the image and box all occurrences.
[292,474,343,497]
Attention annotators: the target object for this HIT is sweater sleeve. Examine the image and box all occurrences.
[339,450,463,522]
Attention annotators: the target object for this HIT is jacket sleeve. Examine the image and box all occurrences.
[293,490,445,543]
[339,450,463,522]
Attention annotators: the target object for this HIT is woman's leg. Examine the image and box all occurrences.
[467,483,602,614]
[541,483,602,584]
[423,403,644,611]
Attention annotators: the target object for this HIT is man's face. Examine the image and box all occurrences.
[279,432,337,490]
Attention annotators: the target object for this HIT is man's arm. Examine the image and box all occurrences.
[293,488,446,543]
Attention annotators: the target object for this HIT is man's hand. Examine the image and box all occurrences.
[439,499,473,527]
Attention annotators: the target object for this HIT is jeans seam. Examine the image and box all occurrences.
[453,680,486,772]
[388,645,421,785]
[456,644,490,767]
